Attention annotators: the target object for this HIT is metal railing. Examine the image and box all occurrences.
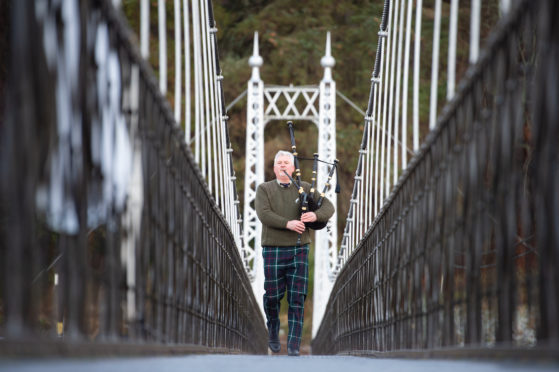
[0,0,266,355]
[313,0,558,356]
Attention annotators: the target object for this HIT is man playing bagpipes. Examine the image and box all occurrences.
[255,121,337,356]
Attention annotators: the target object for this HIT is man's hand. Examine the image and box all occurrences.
[300,212,317,223]
[286,220,305,234]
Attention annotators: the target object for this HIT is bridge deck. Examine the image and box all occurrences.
[2,355,558,372]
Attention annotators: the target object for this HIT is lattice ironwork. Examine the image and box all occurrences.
[263,86,320,123]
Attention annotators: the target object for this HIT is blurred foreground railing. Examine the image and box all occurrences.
[0,0,266,355]
[313,0,558,356]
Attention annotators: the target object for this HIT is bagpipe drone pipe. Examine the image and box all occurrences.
[284,121,340,233]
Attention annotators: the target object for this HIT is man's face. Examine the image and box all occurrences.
[273,155,295,179]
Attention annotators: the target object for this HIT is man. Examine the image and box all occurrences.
[255,150,335,356]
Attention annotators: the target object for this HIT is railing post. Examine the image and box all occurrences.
[244,32,265,315]
[313,31,338,338]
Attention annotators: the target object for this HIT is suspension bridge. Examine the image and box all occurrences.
[0,0,558,370]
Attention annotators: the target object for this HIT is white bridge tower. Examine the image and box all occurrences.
[243,32,337,335]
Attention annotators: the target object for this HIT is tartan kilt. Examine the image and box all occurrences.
[262,244,309,350]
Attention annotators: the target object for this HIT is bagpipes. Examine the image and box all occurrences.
[284,121,340,235]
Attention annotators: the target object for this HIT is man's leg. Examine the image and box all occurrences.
[263,246,286,352]
[285,244,309,354]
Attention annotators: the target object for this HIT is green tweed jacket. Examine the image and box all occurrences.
[255,180,335,246]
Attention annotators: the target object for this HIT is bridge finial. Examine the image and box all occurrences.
[249,31,263,81]
[321,31,335,81]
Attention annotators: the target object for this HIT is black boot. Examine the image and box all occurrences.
[267,321,280,353]
[268,327,280,353]
[268,336,281,353]
[287,347,299,356]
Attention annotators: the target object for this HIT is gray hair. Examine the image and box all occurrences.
[274,150,294,164]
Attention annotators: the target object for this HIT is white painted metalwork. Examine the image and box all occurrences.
[447,0,459,101]
[192,0,202,165]
[158,0,166,94]
[242,32,338,323]
[429,0,442,130]
[122,64,143,323]
[244,32,265,312]
[401,0,413,168]
[386,0,397,195]
[379,0,393,210]
[470,0,481,63]
[139,0,246,280]
[313,32,337,338]
[200,0,211,189]
[374,26,387,217]
[335,0,497,274]
[393,0,405,185]
[140,0,149,59]
[174,0,181,123]
[263,86,320,123]
[183,0,190,144]
[500,0,511,15]
[413,0,422,151]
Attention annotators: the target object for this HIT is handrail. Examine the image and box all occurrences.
[313,0,559,356]
[0,0,266,354]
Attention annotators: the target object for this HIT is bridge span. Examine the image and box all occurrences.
[1,0,558,367]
